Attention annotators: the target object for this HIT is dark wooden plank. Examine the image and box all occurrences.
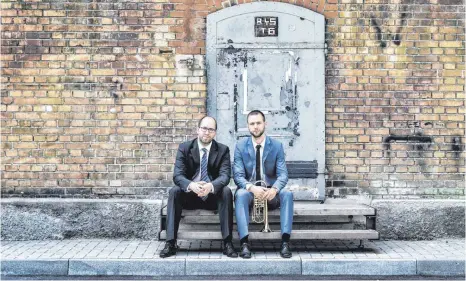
[162,203,375,216]
[182,215,352,224]
[159,230,379,240]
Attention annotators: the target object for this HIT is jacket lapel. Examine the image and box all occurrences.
[208,140,218,168]
[247,137,255,164]
[262,136,272,163]
[190,139,200,167]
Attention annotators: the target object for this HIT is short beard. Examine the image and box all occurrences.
[199,137,212,145]
[250,130,264,138]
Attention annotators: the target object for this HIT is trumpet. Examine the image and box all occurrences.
[251,180,272,233]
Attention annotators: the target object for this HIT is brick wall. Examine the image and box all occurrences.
[1,0,464,198]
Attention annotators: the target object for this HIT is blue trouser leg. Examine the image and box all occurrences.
[279,189,293,235]
[235,188,253,240]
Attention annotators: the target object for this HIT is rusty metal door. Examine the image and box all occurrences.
[207,2,326,200]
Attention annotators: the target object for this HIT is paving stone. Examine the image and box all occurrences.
[1,239,465,277]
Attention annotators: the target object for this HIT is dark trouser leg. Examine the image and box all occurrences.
[217,185,233,240]
[166,186,233,241]
[166,186,185,241]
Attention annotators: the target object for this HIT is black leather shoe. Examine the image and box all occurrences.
[280,242,292,258]
[222,242,238,258]
[239,242,251,259]
[159,242,177,258]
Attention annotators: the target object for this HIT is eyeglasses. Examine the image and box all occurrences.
[199,126,216,133]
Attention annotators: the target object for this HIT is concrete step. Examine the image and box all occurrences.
[159,229,379,240]
[181,215,353,224]
[176,224,356,231]
[162,202,376,217]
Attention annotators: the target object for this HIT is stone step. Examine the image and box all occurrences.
[181,215,353,224]
[162,202,375,217]
[159,229,379,240]
[176,224,356,231]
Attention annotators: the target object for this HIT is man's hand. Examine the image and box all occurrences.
[198,182,213,197]
[250,185,267,200]
[188,182,204,195]
[264,188,277,201]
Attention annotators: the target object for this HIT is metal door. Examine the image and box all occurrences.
[207,2,326,200]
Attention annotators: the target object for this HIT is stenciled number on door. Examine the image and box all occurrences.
[254,17,278,37]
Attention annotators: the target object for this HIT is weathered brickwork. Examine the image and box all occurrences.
[324,0,465,198]
[1,0,464,198]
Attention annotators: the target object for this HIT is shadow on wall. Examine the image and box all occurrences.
[383,129,464,175]
[368,0,411,48]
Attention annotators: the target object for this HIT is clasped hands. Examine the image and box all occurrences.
[188,181,213,197]
[250,185,277,201]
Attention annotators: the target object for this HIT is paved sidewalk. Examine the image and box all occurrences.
[1,239,464,277]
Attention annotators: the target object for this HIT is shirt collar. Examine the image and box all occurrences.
[252,136,266,148]
[197,139,212,152]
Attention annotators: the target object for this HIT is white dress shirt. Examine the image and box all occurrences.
[246,136,267,191]
[252,136,266,180]
[192,139,212,182]
[188,140,214,193]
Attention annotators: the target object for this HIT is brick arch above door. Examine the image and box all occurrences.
[167,0,335,55]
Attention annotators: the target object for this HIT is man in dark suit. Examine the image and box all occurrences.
[159,116,238,258]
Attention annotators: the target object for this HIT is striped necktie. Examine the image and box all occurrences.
[200,148,209,200]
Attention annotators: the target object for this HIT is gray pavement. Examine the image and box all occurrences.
[1,239,464,277]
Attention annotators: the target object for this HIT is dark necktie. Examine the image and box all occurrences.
[255,144,261,185]
[200,148,209,200]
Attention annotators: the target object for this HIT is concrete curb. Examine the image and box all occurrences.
[186,258,302,275]
[2,258,464,277]
[302,259,417,275]
[68,259,185,276]
[417,259,466,276]
[1,259,69,276]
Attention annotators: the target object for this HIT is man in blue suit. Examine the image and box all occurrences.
[233,110,293,258]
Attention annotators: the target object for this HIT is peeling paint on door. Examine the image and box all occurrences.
[207,2,326,200]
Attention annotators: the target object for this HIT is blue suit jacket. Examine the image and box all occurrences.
[233,136,288,191]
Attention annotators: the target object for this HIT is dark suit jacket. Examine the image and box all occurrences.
[173,138,231,194]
